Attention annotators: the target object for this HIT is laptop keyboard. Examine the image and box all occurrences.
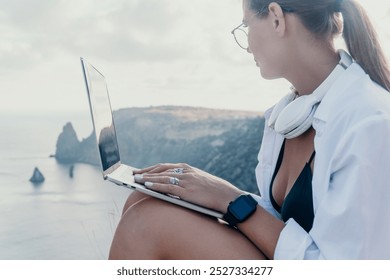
[112,165,135,182]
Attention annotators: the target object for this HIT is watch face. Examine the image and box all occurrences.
[230,196,256,220]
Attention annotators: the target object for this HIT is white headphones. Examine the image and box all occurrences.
[268,50,353,139]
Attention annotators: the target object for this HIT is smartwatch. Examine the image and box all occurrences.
[223,194,258,227]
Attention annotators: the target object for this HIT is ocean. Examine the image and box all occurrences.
[0,112,130,260]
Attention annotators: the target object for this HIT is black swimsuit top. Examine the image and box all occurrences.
[269,140,315,232]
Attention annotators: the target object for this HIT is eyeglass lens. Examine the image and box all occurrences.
[234,28,248,49]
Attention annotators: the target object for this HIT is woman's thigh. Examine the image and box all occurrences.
[110,195,266,260]
[121,191,149,215]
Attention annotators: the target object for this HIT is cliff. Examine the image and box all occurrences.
[55,106,265,194]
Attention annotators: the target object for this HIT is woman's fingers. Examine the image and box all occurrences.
[134,174,185,198]
[145,181,183,197]
[132,164,164,174]
[133,163,190,174]
[135,174,183,186]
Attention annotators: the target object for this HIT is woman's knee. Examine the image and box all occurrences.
[110,196,177,259]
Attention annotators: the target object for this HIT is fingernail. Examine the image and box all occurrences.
[145,182,153,188]
[134,174,143,182]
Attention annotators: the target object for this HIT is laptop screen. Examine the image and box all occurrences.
[81,58,121,172]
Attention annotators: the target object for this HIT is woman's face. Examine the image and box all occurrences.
[243,0,285,79]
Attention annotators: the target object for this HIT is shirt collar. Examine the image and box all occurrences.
[264,106,275,120]
[313,63,365,123]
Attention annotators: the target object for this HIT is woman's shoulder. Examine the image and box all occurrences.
[321,63,390,120]
[312,63,390,145]
[346,73,390,118]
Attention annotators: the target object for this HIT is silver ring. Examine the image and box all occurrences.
[172,168,184,174]
[169,177,180,185]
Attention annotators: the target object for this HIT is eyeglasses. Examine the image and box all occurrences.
[231,6,294,50]
[231,9,263,50]
[231,22,250,50]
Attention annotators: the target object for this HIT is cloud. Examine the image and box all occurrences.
[0,0,242,71]
[0,0,251,113]
[3,0,388,114]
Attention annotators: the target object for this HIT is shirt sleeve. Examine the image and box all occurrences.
[274,115,390,259]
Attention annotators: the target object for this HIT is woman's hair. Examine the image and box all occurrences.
[248,0,390,91]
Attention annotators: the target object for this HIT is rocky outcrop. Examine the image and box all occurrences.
[54,122,82,163]
[29,167,45,183]
[54,106,265,194]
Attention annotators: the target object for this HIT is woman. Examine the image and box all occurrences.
[109,0,390,259]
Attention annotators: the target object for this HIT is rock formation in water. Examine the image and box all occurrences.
[29,167,45,183]
[54,106,265,194]
[55,122,81,163]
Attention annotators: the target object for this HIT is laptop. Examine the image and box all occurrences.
[80,58,223,219]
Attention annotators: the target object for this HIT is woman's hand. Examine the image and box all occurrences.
[133,163,244,213]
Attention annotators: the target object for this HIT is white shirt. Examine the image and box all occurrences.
[252,62,390,259]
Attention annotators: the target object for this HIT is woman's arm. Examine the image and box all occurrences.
[236,205,285,259]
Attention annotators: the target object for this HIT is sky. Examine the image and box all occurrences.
[1,0,390,115]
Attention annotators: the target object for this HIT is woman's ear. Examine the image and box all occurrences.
[268,2,286,36]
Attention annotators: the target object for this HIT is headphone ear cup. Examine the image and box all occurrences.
[274,95,317,137]
[268,93,296,129]
[282,106,317,139]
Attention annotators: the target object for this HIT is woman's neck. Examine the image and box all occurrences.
[285,46,340,96]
